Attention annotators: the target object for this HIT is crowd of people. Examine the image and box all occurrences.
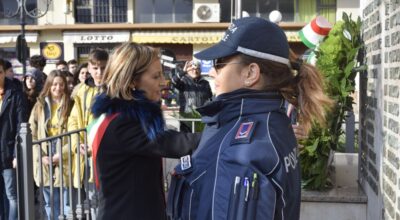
[0,49,108,219]
[0,16,333,220]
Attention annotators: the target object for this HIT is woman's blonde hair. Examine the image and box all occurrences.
[239,52,334,134]
[102,42,160,100]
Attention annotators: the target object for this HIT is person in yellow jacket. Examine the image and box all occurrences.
[29,70,73,220]
[67,48,108,219]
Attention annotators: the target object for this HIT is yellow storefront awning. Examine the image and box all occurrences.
[132,30,225,44]
[132,30,301,45]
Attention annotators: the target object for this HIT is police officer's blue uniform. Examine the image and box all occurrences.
[167,89,301,220]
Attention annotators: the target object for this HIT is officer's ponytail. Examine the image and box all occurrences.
[292,61,334,133]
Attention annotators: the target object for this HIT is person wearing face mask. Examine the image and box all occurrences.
[167,17,334,220]
[88,43,201,220]
[29,70,73,220]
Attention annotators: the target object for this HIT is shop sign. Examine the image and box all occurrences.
[171,36,222,44]
[40,42,64,64]
[79,35,115,42]
[64,31,130,43]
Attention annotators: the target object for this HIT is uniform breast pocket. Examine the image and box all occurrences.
[227,173,255,220]
[227,171,276,220]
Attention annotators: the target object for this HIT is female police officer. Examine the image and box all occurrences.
[167,17,333,220]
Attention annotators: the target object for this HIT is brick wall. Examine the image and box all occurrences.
[360,0,400,219]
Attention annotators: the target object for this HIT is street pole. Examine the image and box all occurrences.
[235,0,242,19]
[5,0,52,76]
[20,0,26,76]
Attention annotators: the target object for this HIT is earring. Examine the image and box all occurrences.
[245,81,250,86]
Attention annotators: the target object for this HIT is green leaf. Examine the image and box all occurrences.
[345,61,356,77]
[347,49,358,62]
[306,138,320,156]
[342,12,349,23]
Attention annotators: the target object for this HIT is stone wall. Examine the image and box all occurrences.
[360,0,400,219]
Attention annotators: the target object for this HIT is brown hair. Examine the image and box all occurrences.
[88,48,109,64]
[39,69,72,125]
[29,55,46,70]
[73,62,88,83]
[102,42,160,100]
[239,53,334,133]
[56,60,68,67]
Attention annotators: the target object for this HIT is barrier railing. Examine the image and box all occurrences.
[16,113,356,219]
[17,123,94,220]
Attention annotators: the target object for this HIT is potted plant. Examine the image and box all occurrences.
[300,13,366,190]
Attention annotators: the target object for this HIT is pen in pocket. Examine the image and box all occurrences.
[246,173,259,219]
[234,176,241,195]
[244,177,250,202]
[236,177,249,220]
[228,176,241,220]
[252,173,259,200]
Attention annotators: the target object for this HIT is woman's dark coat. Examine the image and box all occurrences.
[91,93,200,220]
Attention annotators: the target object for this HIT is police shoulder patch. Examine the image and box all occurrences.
[231,121,257,145]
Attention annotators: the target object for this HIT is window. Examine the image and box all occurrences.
[75,0,127,23]
[0,0,37,25]
[135,0,192,23]
[220,0,294,22]
[220,0,336,23]
[76,44,118,63]
[317,0,336,23]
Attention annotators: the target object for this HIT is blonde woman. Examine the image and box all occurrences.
[29,70,73,220]
[88,43,200,219]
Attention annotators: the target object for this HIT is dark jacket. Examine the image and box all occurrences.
[90,92,201,220]
[171,71,212,114]
[168,89,301,220]
[0,78,27,170]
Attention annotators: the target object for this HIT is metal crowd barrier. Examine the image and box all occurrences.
[16,117,202,220]
[16,123,95,220]
[17,114,354,219]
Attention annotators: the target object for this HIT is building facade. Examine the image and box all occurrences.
[360,0,400,219]
[0,0,343,74]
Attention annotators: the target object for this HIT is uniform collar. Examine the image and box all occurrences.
[197,89,285,127]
